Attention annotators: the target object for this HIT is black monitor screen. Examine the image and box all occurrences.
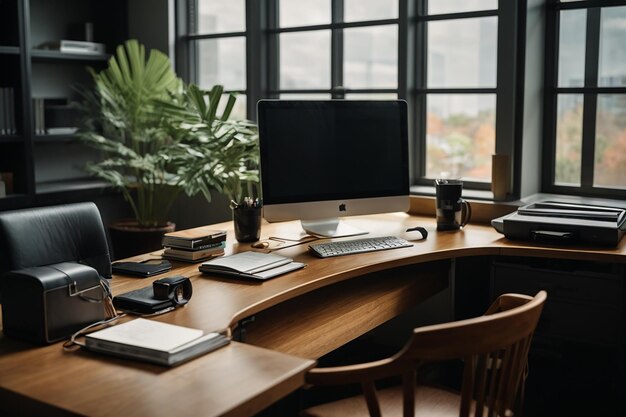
[258,100,409,205]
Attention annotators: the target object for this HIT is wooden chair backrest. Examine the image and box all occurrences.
[390,291,547,417]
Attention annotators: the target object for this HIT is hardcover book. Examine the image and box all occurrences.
[163,247,225,262]
[84,318,230,366]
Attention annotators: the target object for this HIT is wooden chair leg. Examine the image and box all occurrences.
[403,369,416,417]
[361,381,382,417]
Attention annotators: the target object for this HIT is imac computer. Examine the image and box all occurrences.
[257,100,409,237]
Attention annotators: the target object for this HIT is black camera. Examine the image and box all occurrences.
[113,275,192,314]
[153,276,193,306]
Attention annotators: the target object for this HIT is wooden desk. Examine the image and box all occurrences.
[1,213,624,417]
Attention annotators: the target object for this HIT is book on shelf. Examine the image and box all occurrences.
[46,127,78,135]
[199,251,306,281]
[1,172,13,194]
[0,88,5,135]
[163,245,225,262]
[32,98,78,136]
[32,98,45,135]
[0,87,17,135]
[38,40,106,55]
[162,226,227,249]
[84,318,230,367]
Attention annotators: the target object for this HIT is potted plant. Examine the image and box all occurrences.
[77,40,259,259]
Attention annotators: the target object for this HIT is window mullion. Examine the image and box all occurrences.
[331,0,344,98]
[398,0,412,98]
[581,7,601,188]
[543,2,560,191]
[495,0,517,159]
[398,0,415,185]
[414,0,427,180]
[267,0,279,96]
[175,0,192,83]
[246,0,266,120]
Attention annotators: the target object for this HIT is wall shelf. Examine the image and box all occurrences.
[0,45,20,55]
[31,49,110,62]
[0,0,128,210]
[34,133,79,143]
[0,135,22,144]
[36,178,109,194]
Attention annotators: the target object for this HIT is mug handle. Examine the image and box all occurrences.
[460,199,472,227]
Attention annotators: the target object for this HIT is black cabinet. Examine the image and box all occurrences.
[0,0,127,210]
[491,257,625,417]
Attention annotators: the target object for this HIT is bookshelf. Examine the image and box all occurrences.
[0,0,127,210]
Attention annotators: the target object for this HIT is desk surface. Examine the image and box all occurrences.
[1,213,624,417]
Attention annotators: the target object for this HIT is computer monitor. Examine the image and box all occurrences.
[257,100,410,237]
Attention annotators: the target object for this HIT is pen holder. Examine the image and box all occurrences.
[233,206,262,243]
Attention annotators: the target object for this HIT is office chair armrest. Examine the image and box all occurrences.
[306,357,412,386]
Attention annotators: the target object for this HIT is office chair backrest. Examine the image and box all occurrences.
[396,291,547,417]
[0,202,112,279]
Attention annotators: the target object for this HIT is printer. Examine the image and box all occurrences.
[492,201,626,246]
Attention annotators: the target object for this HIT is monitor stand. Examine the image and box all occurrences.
[301,218,368,238]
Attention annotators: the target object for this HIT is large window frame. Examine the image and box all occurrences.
[178,0,524,196]
[267,0,401,100]
[543,0,626,198]
[414,4,501,191]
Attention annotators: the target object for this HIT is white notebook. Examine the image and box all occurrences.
[199,251,305,280]
[85,318,230,366]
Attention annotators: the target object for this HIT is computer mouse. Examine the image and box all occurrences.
[404,226,428,241]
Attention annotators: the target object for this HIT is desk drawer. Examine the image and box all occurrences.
[535,300,619,346]
[492,262,622,306]
[491,259,624,347]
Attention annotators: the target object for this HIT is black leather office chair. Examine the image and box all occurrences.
[0,202,112,280]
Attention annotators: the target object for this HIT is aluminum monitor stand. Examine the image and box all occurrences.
[301,218,368,238]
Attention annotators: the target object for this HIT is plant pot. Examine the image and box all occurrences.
[109,220,175,260]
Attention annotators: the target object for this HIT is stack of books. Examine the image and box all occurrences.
[162,226,227,262]
[32,98,78,135]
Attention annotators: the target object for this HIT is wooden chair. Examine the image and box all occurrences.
[302,291,547,417]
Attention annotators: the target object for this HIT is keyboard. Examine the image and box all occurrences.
[309,236,413,258]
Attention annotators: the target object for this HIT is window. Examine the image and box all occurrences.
[545,1,626,196]
[182,0,248,119]
[271,0,399,100]
[413,1,508,190]
[180,0,521,193]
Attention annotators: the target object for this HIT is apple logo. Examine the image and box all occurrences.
[339,203,346,212]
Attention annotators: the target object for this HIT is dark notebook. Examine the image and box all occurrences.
[113,287,173,314]
[112,260,171,277]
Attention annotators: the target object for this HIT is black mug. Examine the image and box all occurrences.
[233,207,262,242]
[435,179,472,231]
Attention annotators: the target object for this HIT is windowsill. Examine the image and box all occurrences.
[411,185,497,201]
[409,187,520,224]
[409,188,626,224]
